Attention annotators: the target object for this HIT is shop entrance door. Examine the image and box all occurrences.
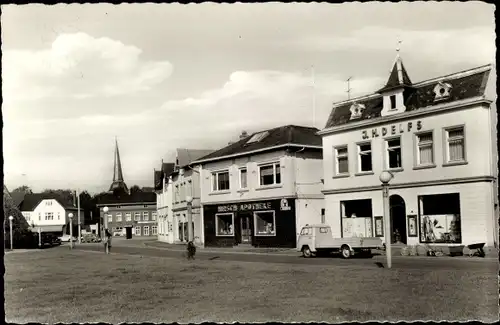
[389,194,407,244]
[240,213,252,244]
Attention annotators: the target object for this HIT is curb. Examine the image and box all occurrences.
[143,242,498,261]
[143,242,298,256]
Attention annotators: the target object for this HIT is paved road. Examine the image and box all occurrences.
[69,241,497,272]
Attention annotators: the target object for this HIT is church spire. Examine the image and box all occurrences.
[109,137,129,194]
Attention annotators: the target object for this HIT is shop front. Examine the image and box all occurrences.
[203,198,297,248]
[327,180,496,248]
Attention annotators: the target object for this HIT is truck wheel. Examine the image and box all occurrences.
[341,245,351,259]
[302,246,315,258]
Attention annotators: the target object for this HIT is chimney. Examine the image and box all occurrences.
[239,130,248,140]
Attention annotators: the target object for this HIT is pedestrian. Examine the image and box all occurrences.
[186,240,196,260]
[104,228,112,254]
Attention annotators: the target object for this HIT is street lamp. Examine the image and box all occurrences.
[379,170,394,269]
[103,206,109,254]
[8,216,14,250]
[68,213,74,249]
[186,196,193,242]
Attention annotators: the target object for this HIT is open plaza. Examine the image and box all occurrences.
[4,239,498,323]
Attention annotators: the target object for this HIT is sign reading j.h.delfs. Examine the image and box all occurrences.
[280,199,291,211]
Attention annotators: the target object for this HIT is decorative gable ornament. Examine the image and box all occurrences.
[349,102,365,120]
[433,81,452,101]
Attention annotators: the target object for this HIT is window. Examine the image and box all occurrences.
[254,211,276,236]
[116,213,122,222]
[38,213,41,221]
[319,227,329,234]
[25,213,31,222]
[44,212,54,221]
[340,199,373,238]
[134,212,141,221]
[300,227,312,235]
[259,163,281,186]
[390,95,396,109]
[321,209,326,224]
[416,132,434,165]
[135,226,141,236]
[335,146,349,174]
[386,138,402,169]
[212,171,230,191]
[446,127,465,162]
[215,213,234,236]
[247,131,269,144]
[143,226,150,236]
[107,214,113,223]
[419,193,461,244]
[45,201,52,206]
[126,213,132,221]
[358,143,372,172]
[152,226,158,235]
[57,213,60,221]
[240,168,248,189]
[152,212,157,221]
[143,212,149,221]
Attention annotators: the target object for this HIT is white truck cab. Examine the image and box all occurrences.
[297,224,383,259]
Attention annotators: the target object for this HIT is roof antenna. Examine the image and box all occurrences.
[311,65,316,128]
[346,77,353,100]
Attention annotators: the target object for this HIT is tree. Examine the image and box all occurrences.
[12,185,33,194]
[129,185,142,194]
[3,186,32,248]
[42,189,75,205]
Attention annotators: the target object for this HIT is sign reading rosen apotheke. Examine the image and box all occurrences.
[362,120,422,139]
[217,202,272,213]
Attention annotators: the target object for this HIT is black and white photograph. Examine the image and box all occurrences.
[2,1,498,323]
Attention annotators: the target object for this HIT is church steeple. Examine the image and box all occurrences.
[109,137,129,194]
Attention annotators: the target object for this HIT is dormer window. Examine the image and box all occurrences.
[246,131,269,144]
[433,82,452,101]
[349,103,365,120]
[390,95,396,109]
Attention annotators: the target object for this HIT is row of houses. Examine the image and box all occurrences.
[154,56,499,250]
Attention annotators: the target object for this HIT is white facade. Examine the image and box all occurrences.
[320,65,497,248]
[157,176,174,243]
[21,199,81,232]
[199,148,324,247]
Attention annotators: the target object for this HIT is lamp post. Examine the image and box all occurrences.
[103,206,109,254]
[379,171,394,269]
[186,196,193,242]
[68,213,74,249]
[8,216,14,250]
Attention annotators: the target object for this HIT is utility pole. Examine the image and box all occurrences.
[77,188,81,244]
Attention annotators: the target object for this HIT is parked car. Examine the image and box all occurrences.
[81,233,102,243]
[58,234,77,243]
[297,224,383,259]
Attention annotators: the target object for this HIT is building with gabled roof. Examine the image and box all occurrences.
[318,53,497,250]
[18,192,82,234]
[192,125,324,248]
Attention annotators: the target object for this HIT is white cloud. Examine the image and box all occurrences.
[283,26,495,65]
[2,32,173,102]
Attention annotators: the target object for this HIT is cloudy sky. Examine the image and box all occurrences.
[2,2,495,194]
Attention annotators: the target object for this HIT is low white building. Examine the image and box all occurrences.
[155,162,175,243]
[192,126,325,248]
[19,193,83,234]
[318,55,497,249]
